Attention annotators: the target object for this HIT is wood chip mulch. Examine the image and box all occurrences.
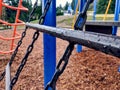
[0,29,120,90]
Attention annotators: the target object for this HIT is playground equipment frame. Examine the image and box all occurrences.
[76,0,120,52]
[0,0,28,54]
[93,0,120,35]
[26,23,120,58]
[3,0,120,89]
[42,0,56,88]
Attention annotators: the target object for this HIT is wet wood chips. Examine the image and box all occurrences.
[0,29,120,90]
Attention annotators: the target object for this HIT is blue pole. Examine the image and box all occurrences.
[79,0,86,11]
[112,0,120,72]
[93,0,97,20]
[76,0,86,53]
[74,0,78,14]
[118,66,120,72]
[43,0,56,89]
[112,0,120,35]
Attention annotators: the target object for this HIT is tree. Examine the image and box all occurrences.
[5,0,17,23]
[97,0,115,14]
[71,0,74,10]
[56,4,64,16]
[64,2,69,10]
[34,2,42,20]
[20,0,32,21]
[59,4,63,10]
[57,4,63,10]
[5,0,32,23]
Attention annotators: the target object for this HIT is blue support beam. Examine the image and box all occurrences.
[119,67,120,72]
[93,0,97,20]
[43,0,56,89]
[74,0,78,14]
[76,0,87,53]
[79,0,86,11]
[112,0,120,35]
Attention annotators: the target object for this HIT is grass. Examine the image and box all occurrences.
[57,15,114,27]
[31,20,39,23]
[9,20,39,30]
[57,18,73,24]
[0,15,114,30]
[87,16,114,20]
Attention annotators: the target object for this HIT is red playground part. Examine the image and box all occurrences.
[0,0,28,54]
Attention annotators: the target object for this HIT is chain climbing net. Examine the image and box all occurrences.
[0,0,94,90]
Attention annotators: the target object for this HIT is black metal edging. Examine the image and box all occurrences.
[86,21,120,26]
[26,23,120,58]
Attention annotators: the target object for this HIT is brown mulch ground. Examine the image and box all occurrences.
[0,28,120,90]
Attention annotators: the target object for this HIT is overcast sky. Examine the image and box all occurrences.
[32,0,72,7]
[56,0,72,7]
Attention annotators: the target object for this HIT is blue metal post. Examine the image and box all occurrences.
[79,0,86,11]
[43,0,56,89]
[112,0,120,35]
[74,0,78,14]
[118,67,120,72]
[113,0,120,72]
[76,0,86,53]
[93,0,97,20]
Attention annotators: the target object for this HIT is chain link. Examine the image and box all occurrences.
[0,71,5,81]
[39,0,52,24]
[74,0,94,30]
[45,42,75,90]
[9,0,52,89]
[10,31,39,89]
[0,0,93,89]
[0,0,39,81]
[45,0,94,89]
[74,13,87,30]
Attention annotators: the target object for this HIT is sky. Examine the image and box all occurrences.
[32,0,72,7]
[56,0,72,7]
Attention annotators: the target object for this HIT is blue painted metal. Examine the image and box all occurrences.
[68,4,72,14]
[112,0,120,35]
[68,5,72,10]
[74,0,78,14]
[93,0,97,20]
[118,66,120,72]
[79,0,86,11]
[43,0,56,89]
[77,0,87,53]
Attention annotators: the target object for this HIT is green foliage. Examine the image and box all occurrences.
[5,0,17,23]
[20,0,32,21]
[71,0,74,10]
[34,2,42,20]
[5,0,32,23]
[64,2,69,10]
[56,4,64,16]
[97,0,115,14]
[88,3,93,11]
[56,9,63,16]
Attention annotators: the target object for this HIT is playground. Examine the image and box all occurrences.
[0,0,120,90]
[0,16,119,89]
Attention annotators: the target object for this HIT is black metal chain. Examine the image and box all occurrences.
[10,31,39,90]
[9,0,52,90]
[45,42,75,90]
[74,0,94,30]
[45,0,94,89]
[0,0,39,81]
[39,0,52,24]
[0,0,93,90]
